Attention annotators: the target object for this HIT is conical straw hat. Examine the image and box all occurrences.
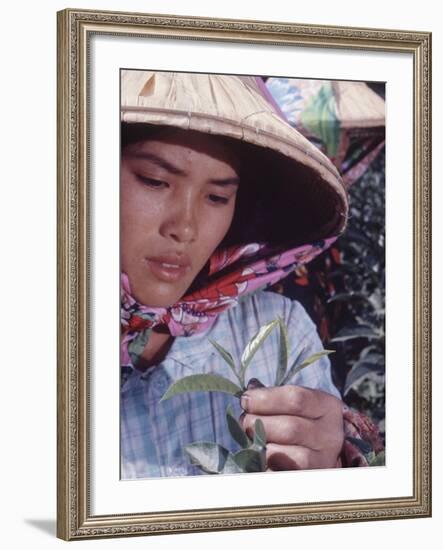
[333,80,385,129]
[121,70,348,244]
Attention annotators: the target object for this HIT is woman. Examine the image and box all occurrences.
[120,70,382,479]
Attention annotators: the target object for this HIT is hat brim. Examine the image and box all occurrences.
[121,70,348,243]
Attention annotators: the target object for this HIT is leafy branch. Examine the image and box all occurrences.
[161,317,334,474]
[327,150,386,441]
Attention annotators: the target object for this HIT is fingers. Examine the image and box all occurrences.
[240,412,320,450]
[240,385,342,419]
[238,386,345,472]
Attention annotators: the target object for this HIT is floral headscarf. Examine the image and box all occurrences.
[121,237,337,370]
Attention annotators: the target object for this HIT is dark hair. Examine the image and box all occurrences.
[121,122,180,148]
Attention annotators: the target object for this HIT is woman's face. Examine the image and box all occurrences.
[121,128,241,307]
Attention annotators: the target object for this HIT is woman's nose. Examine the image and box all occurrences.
[160,198,198,244]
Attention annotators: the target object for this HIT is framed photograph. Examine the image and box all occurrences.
[57,8,431,540]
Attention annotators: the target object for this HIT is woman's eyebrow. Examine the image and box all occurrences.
[127,151,186,176]
[208,177,240,187]
[127,151,240,185]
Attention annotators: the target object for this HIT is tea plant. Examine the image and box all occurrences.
[161,317,334,474]
[328,150,386,441]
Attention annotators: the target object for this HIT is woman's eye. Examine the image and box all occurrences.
[208,194,229,205]
[136,175,167,188]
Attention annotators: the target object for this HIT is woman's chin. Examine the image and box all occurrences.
[126,268,196,307]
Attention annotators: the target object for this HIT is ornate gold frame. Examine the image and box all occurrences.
[57,8,431,540]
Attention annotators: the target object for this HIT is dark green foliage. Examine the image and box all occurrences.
[328,148,386,443]
[184,414,267,475]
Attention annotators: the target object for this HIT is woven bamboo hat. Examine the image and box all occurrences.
[121,70,348,246]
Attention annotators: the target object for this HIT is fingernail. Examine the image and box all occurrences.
[247,377,265,390]
[240,393,250,411]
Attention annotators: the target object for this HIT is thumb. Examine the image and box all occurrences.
[246,377,266,390]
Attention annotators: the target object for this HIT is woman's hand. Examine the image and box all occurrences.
[239,385,344,471]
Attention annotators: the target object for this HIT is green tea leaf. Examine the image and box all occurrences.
[326,291,366,304]
[330,326,380,343]
[160,374,243,402]
[184,442,230,474]
[209,339,242,385]
[253,418,267,448]
[226,405,251,449]
[359,351,385,365]
[369,450,385,467]
[274,317,289,386]
[359,346,379,359]
[297,350,335,370]
[240,319,279,386]
[221,454,245,474]
[281,350,335,385]
[344,359,385,396]
[277,345,306,386]
[232,448,266,473]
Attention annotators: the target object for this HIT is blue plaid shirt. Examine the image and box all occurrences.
[120,290,341,479]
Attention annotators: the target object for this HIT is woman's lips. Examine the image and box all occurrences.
[144,256,191,283]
